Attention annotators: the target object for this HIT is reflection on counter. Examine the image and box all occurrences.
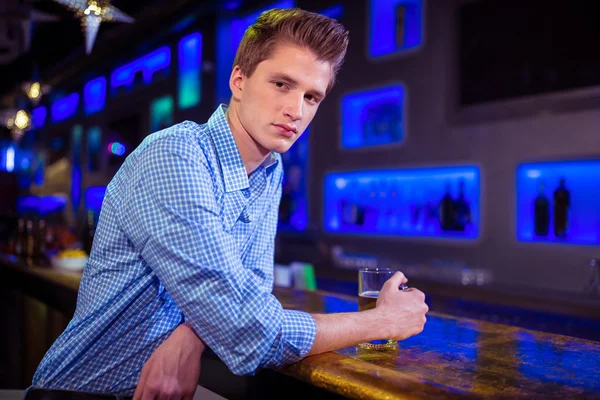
[324,166,480,239]
[341,84,406,149]
[517,160,600,245]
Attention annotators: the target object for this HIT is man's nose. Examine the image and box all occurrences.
[283,96,303,121]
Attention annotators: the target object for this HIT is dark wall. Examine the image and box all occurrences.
[303,0,599,294]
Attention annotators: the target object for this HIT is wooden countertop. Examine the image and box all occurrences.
[2,255,600,399]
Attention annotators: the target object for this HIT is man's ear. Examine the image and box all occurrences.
[229,66,244,100]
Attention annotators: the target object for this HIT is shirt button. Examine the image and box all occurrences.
[243,189,251,198]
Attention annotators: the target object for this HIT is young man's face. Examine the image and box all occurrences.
[231,43,332,154]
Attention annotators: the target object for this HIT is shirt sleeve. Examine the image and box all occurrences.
[122,135,316,375]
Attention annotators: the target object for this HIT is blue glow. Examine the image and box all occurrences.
[51,93,80,123]
[84,77,107,115]
[32,106,47,128]
[215,0,294,106]
[279,126,310,231]
[341,84,406,149]
[178,32,202,109]
[6,146,15,172]
[85,186,107,212]
[108,142,126,156]
[324,166,480,239]
[517,160,600,245]
[320,4,343,18]
[71,125,83,216]
[17,195,67,216]
[111,46,171,91]
[369,0,424,58]
[516,331,600,391]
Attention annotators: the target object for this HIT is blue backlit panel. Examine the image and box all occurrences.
[32,106,47,128]
[517,160,600,245]
[369,0,424,58]
[341,84,406,149]
[215,0,294,106]
[279,126,310,231]
[84,77,107,115]
[324,166,480,239]
[111,46,171,92]
[178,32,202,109]
[51,93,80,123]
[85,186,107,212]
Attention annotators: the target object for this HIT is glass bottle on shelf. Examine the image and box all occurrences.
[454,180,471,232]
[553,177,570,238]
[534,180,550,237]
[439,183,455,231]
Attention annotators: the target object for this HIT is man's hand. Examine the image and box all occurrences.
[376,271,429,340]
[133,322,205,400]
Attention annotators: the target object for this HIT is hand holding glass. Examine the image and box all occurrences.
[357,267,408,350]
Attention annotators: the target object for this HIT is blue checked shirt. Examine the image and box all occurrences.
[32,105,317,394]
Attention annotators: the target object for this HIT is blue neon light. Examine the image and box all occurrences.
[111,46,171,91]
[320,4,343,19]
[215,0,294,106]
[341,84,406,149]
[17,195,67,216]
[178,32,202,109]
[85,186,107,212]
[279,126,310,231]
[51,93,80,123]
[369,0,424,58]
[324,166,480,239]
[32,106,47,128]
[517,160,600,245]
[84,77,107,115]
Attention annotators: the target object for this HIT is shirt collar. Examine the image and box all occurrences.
[207,104,279,191]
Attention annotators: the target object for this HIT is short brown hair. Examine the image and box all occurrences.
[233,8,349,92]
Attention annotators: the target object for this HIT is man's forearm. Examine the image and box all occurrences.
[307,309,387,356]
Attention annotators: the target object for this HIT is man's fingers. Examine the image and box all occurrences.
[386,271,408,289]
[133,366,148,400]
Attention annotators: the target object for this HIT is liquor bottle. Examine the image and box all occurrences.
[553,178,570,238]
[454,180,471,231]
[439,183,455,231]
[533,180,550,237]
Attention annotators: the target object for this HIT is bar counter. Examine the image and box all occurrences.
[2,255,600,399]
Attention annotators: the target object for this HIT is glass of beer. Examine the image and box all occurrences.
[357,267,400,351]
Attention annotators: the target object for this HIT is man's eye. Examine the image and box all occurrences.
[274,82,285,88]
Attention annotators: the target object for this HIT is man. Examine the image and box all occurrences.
[32,7,428,399]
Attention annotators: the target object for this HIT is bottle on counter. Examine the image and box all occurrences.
[534,180,550,237]
[553,177,570,238]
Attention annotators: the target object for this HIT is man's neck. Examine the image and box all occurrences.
[226,102,270,176]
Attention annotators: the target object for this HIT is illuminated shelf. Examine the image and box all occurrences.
[341,84,406,149]
[369,0,424,58]
[517,160,600,245]
[324,166,480,239]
